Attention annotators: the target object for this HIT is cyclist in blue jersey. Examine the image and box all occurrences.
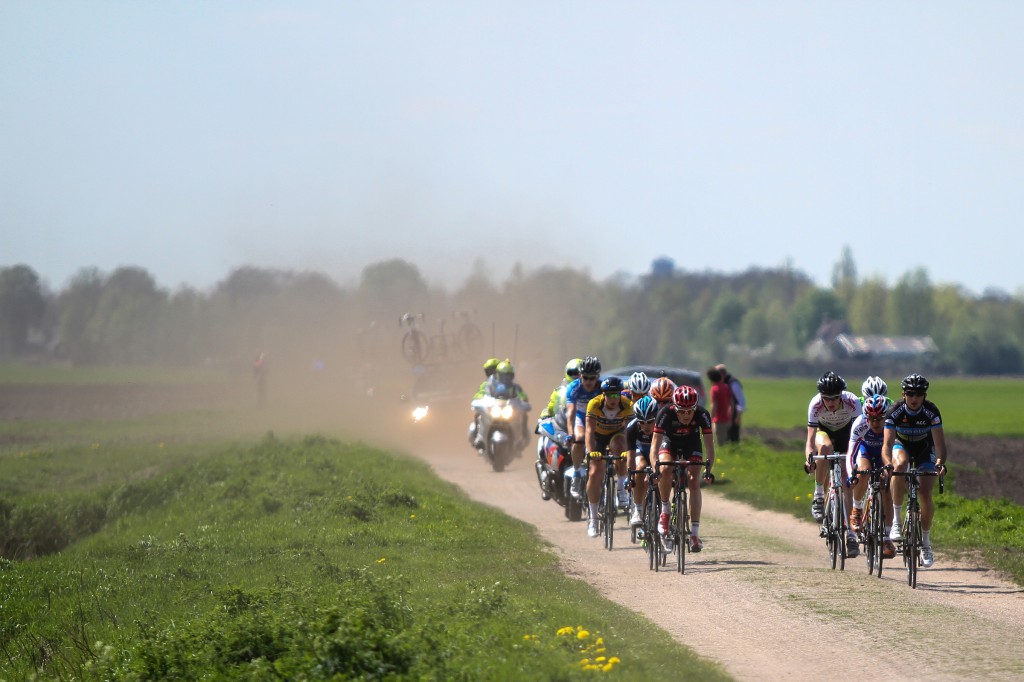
[883,373,948,568]
[848,394,897,558]
[565,356,603,499]
[624,395,658,527]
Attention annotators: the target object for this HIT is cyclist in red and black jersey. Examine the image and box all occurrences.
[883,373,948,568]
[651,385,715,552]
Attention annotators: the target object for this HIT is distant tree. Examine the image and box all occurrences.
[86,266,165,363]
[699,294,747,360]
[847,277,888,334]
[0,264,48,356]
[56,268,105,363]
[830,245,858,308]
[887,268,933,335]
[790,288,844,348]
[739,307,771,349]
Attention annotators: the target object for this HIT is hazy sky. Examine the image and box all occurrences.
[2,2,1022,295]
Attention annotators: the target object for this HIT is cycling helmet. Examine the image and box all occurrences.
[863,394,888,418]
[628,371,651,395]
[483,358,500,377]
[496,360,514,377]
[901,373,929,393]
[816,371,846,396]
[579,355,602,377]
[600,376,624,394]
[633,395,657,422]
[861,375,888,398]
[672,385,699,409]
[564,358,582,380]
[649,376,677,403]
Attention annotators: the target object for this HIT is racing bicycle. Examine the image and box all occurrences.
[811,453,849,571]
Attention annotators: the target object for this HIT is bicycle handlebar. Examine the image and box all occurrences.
[889,469,945,494]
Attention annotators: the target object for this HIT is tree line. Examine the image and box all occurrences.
[1,247,1021,376]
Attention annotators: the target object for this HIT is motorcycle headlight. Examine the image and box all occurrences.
[490,405,503,419]
[500,405,514,419]
[412,405,429,422]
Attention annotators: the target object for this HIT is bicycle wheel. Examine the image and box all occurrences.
[826,492,839,570]
[644,491,659,571]
[872,491,885,578]
[603,471,616,551]
[836,489,847,571]
[401,330,429,364]
[904,507,919,588]
[677,488,689,574]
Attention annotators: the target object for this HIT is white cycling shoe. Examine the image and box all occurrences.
[629,508,643,527]
[889,525,904,542]
[921,546,935,568]
[587,520,600,538]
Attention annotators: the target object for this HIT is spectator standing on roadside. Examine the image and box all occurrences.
[253,351,268,407]
[716,364,746,443]
[706,367,733,446]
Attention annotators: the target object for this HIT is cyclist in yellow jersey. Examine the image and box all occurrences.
[583,376,634,538]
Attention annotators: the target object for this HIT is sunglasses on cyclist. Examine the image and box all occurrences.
[582,375,598,381]
[904,391,924,398]
[605,392,620,398]
[867,416,885,423]
[821,394,841,401]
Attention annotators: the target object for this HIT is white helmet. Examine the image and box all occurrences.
[861,375,888,398]
[628,371,651,395]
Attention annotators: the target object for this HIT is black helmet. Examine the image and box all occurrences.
[579,356,602,376]
[600,376,624,394]
[816,371,846,396]
[901,373,930,393]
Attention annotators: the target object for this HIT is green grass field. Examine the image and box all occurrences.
[741,376,1024,436]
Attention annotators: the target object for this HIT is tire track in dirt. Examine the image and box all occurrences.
[418,445,1024,681]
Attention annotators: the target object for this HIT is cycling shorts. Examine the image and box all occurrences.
[591,431,624,456]
[893,442,937,472]
[658,448,702,463]
[853,443,884,469]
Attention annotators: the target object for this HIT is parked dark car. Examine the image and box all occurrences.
[607,365,707,407]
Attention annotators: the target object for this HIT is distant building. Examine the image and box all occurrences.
[806,319,937,369]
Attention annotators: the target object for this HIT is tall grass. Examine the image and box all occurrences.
[0,434,728,680]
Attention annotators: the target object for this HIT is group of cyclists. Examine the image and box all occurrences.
[475,355,949,571]
[535,356,715,551]
[805,370,948,568]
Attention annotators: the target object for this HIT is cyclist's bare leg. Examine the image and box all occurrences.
[656,450,675,511]
[632,456,649,508]
[919,475,937,531]
[813,433,834,489]
[851,455,871,502]
[890,451,910,507]
[570,421,586,470]
[687,467,702,525]
[611,433,628,493]
[587,458,606,504]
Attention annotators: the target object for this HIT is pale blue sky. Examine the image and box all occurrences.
[2,2,1021,295]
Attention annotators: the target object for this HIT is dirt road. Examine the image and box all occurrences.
[417,443,1024,681]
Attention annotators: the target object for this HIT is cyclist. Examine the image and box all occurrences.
[883,373,948,568]
[804,371,862,557]
[848,394,897,559]
[565,356,604,499]
[584,376,634,538]
[624,371,651,402]
[648,376,676,410]
[625,395,658,527]
[651,385,715,552]
[860,375,890,405]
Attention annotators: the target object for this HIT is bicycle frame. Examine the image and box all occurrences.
[890,468,943,589]
[852,465,888,577]
[657,458,706,574]
[812,453,848,571]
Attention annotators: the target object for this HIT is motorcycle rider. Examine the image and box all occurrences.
[535,358,582,500]
[469,357,503,449]
[482,360,531,449]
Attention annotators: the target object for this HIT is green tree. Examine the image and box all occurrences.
[847,277,888,334]
[830,245,858,308]
[56,267,105,363]
[0,264,48,356]
[790,288,844,348]
[886,268,934,335]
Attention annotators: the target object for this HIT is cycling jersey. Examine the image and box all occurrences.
[566,378,601,426]
[653,403,713,458]
[807,391,862,454]
[847,413,886,472]
[585,394,634,436]
[885,398,942,458]
[625,418,653,459]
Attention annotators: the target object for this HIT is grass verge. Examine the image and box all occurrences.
[0,434,729,680]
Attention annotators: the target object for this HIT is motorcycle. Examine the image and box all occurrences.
[469,384,530,472]
[535,419,583,521]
